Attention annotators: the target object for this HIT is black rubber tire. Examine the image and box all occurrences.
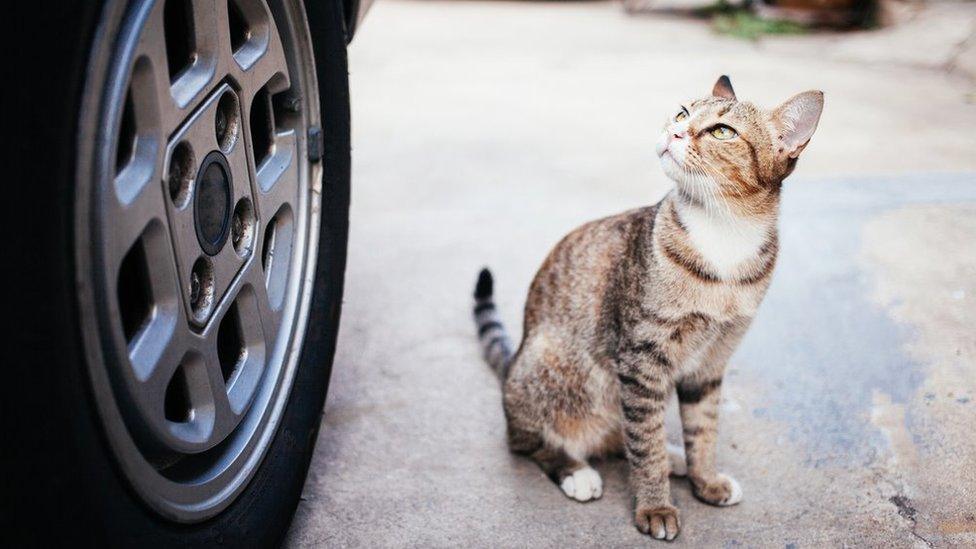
[4,1,349,546]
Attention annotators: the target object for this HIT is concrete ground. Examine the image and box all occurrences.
[286,1,976,547]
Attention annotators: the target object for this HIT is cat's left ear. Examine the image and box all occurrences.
[712,75,736,100]
[771,91,824,159]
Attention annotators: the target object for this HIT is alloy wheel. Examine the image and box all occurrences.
[75,0,323,522]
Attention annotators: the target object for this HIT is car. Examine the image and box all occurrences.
[7,0,372,545]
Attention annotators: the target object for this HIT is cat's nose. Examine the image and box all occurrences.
[672,131,686,140]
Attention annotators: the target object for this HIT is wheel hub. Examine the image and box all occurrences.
[194,151,233,256]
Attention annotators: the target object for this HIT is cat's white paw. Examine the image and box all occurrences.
[717,473,743,506]
[667,443,687,477]
[559,466,603,502]
[691,472,743,506]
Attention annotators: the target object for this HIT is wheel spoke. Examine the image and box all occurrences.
[230,282,272,415]
[106,162,169,273]
[138,0,225,127]
[133,1,182,136]
[109,3,171,268]
[247,267,282,353]
[224,0,290,97]
[201,336,238,442]
[137,313,194,418]
[201,279,271,436]
[254,186,297,312]
[254,128,300,223]
[165,0,221,110]
[129,312,225,453]
[213,0,235,68]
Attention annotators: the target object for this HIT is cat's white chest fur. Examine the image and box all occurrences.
[677,204,770,279]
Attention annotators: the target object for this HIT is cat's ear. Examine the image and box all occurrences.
[770,91,824,159]
[712,75,736,100]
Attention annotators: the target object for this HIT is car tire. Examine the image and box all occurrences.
[6,0,349,545]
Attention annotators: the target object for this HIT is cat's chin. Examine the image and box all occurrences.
[659,153,693,185]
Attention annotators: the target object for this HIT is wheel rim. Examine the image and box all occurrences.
[76,0,322,522]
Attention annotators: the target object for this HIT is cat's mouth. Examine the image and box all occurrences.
[658,147,698,185]
[656,134,693,178]
[659,149,683,169]
[656,141,684,168]
[654,137,669,158]
[657,144,673,162]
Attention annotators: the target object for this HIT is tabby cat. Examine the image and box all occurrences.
[472,76,823,540]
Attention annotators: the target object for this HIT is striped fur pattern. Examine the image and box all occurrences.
[474,269,515,380]
[472,77,823,541]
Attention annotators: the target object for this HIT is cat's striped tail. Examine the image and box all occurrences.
[473,268,514,380]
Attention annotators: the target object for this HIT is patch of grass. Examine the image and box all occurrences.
[714,11,808,39]
[696,1,808,40]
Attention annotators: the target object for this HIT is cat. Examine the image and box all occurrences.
[472,76,823,540]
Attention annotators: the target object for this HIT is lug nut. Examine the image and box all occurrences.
[231,198,255,258]
[215,91,240,152]
[189,257,214,322]
[215,109,228,143]
[168,141,194,208]
[189,270,201,307]
[282,94,302,113]
[232,214,244,249]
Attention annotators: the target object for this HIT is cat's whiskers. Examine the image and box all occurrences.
[676,154,714,216]
[684,153,736,228]
[684,153,761,239]
[689,155,743,228]
[686,168,716,220]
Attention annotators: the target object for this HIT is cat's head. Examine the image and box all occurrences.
[655,76,823,209]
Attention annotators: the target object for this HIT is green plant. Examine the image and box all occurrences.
[696,1,808,40]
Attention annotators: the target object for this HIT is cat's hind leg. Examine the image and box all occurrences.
[506,422,603,502]
[504,335,608,502]
[534,445,603,502]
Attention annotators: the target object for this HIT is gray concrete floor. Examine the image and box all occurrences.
[286,1,976,546]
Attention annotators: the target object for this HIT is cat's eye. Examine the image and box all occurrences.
[710,125,737,140]
[674,108,688,122]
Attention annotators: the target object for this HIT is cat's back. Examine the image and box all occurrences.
[522,206,655,335]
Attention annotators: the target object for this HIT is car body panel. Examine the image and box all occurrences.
[342,0,375,43]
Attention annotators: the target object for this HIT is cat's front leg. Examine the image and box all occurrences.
[617,362,680,541]
[677,375,742,506]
